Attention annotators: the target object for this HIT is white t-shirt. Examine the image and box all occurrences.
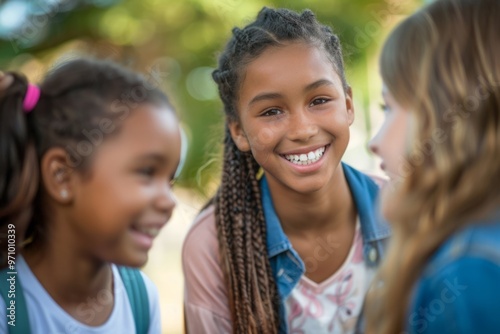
[0,256,161,334]
[285,221,375,334]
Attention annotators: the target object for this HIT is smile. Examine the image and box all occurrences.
[133,226,161,238]
[281,145,327,165]
[129,224,164,250]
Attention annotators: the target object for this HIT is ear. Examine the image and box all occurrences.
[228,120,251,152]
[40,148,75,204]
[345,86,355,126]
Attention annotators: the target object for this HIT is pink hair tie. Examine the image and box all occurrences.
[23,84,41,113]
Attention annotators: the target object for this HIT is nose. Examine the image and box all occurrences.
[287,109,318,142]
[155,182,176,215]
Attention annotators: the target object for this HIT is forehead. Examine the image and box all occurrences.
[245,42,334,79]
[93,104,180,162]
[118,104,178,141]
[238,43,342,100]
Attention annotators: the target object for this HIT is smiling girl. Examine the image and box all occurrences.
[0,58,181,333]
[182,7,390,334]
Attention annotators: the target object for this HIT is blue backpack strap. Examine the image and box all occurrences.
[0,267,31,334]
[117,266,150,334]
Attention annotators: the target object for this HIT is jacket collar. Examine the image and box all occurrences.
[260,162,391,258]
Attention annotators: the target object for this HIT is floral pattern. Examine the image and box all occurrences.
[285,223,374,334]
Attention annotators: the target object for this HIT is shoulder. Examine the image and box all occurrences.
[182,204,224,290]
[182,204,231,324]
[114,266,160,309]
[409,221,500,332]
[113,266,161,334]
[423,219,500,275]
[114,265,159,298]
[409,255,500,333]
[418,224,500,292]
[182,205,219,265]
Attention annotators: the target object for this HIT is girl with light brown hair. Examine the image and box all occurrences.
[366,0,500,332]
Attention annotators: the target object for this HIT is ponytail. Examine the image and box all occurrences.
[0,72,40,266]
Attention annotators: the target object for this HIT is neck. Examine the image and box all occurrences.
[268,166,356,236]
[22,220,112,306]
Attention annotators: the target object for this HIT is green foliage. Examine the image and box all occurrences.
[0,0,422,195]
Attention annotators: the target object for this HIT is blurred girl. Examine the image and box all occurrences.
[367,0,500,332]
[183,7,390,334]
[0,58,181,333]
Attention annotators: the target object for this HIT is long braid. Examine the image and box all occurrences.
[245,152,280,329]
[215,133,243,328]
[210,7,348,332]
[215,128,278,332]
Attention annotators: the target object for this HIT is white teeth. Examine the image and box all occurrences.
[136,227,160,237]
[283,146,326,165]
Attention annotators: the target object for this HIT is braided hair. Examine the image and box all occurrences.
[211,7,348,333]
[0,58,172,264]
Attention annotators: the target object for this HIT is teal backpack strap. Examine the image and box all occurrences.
[118,266,150,334]
[0,267,31,334]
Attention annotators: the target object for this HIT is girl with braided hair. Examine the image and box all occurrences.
[182,7,390,334]
[0,58,182,333]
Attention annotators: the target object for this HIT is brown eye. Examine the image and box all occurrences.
[138,167,155,177]
[310,98,330,106]
[261,108,282,117]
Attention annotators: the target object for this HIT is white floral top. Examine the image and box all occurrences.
[285,221,375,334]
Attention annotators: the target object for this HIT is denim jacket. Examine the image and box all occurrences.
[407,209,500,334]
[261,162,391,333]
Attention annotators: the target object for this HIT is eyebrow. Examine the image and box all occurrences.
[248,79,335,106]
[304,79,335,92]
[136,153,167,163]
[248,92,283,106]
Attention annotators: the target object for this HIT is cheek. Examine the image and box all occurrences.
[245,124,282,154]
[104,186,148,217]
[387,129,412,173]
[77,181,147,234]
[326,111,352,135]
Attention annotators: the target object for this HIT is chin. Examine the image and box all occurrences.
[128,256,148,268]
[291,179,326,195]
[112,254,148,268]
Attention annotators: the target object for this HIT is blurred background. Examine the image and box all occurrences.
[1,0,424,332]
